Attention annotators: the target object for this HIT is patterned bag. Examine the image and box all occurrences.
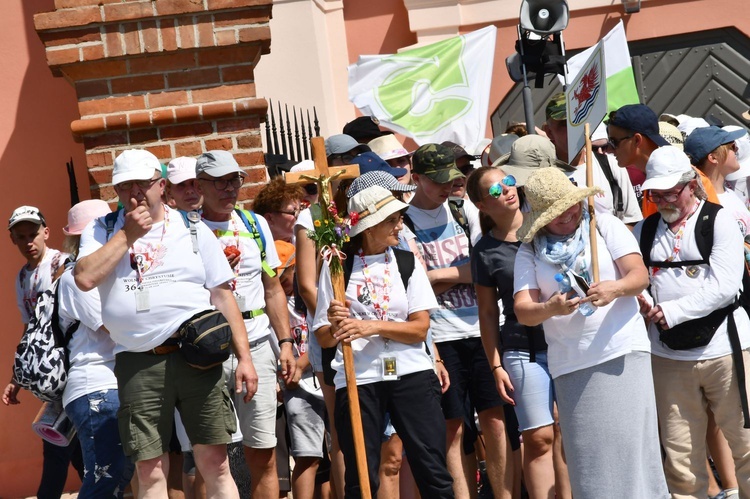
[13,280,79,402]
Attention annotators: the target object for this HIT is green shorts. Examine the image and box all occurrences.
[115,350,237,463]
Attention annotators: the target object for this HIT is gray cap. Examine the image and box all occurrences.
[196,150,246,178]
[492,134,575,186]
[325,134,370,156]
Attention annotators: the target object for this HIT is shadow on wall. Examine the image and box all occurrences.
[0,0,88,497]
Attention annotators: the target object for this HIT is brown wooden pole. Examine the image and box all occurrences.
[585,123,600,283]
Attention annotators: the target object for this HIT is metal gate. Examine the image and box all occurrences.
[491,27,750,135]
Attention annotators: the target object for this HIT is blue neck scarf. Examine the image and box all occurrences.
[535,209,591,275]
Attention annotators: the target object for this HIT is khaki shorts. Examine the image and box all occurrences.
[115,350,237,462]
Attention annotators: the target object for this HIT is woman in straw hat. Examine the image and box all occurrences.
[467,167,571,499]
[313,185,453,499]
[512,168,668,498]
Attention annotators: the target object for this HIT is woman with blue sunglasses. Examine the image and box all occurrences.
[467,167,571,499]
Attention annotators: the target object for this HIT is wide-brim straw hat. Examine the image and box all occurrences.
[348,185,409,238]
[517,168,602,243]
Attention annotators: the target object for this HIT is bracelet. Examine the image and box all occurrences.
[278,338,295,347]
[491,364,503,372]
[435,359,444,364]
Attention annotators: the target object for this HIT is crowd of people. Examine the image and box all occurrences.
[4,98,750,499]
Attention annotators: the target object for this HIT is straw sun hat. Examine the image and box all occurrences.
[348,185,409,238]
[517,168,602,243]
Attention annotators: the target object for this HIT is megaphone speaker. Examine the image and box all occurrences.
[519,0,569,35]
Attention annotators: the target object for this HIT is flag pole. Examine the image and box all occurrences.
[585,123,600,283]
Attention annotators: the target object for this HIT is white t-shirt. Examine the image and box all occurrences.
[16,248,67,324]
[201,211,280,343]
[57,269,118,409]
[633,202,750,361]
[514,213,650,378]
[406,201,480,342]
[570,154,643,224]
[313,248,438,389]
[718,190,750,238]
[726,178,750,210]
[78,206,235,353]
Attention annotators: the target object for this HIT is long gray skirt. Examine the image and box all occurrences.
[554,351,669,499]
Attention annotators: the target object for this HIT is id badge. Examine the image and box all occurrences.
[380,353,399,381]
[235,293,246,311]
[135,287,150,312]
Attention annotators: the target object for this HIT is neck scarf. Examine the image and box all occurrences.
[535,209,590,276]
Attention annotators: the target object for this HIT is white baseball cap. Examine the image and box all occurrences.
[167,157,198,184]
[641,146,694,191]
[112,149,162,186]
[8,205,45,230]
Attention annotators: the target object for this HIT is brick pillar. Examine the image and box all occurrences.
[34,0,272,205]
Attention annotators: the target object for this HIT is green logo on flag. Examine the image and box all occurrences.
[374,36,472,135]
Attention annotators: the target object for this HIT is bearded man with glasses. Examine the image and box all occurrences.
[196,150,297,499]
[633,146,750,497]
[74,149,258,498]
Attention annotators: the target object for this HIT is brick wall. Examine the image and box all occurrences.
[35,0,273,205]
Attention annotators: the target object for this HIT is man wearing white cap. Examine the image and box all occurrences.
[633,146,750,497]
[165,156,202,211]
[4,205,83,498]
[74,149,258,498]
[196,149,297,499]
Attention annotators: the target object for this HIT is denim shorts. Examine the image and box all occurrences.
[502,350,555,432]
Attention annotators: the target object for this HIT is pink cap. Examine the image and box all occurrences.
[63,199,111,236]
[167,157,198,184]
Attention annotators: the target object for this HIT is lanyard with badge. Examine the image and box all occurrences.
[358,249,398,381]
[228,214,246,311]
[130,206,169,311]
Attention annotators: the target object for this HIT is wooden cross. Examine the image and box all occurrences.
[284,136,371,499]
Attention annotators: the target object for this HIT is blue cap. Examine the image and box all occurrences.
[351,152,408,178]
[606,104,669,147]
[684,126,747,164]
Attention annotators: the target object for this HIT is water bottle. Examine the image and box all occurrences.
[554,272,596,317]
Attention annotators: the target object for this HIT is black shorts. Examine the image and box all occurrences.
[437,337,505,420]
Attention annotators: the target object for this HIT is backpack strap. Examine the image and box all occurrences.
[449,199,473,252]
[693,201,722,263]
[726,308,750,428]
[104,209,122,241]
[401,212,416,235]
[594,150,624,215]
[235,208,275,277]
[638,212,661,268]
[177,209,201,254]
[50,281,80,371]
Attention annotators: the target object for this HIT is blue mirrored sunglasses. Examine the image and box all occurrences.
[487,175,517,198]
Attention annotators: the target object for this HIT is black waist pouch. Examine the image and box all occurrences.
[658,302,737,350]
[178,309,232,369]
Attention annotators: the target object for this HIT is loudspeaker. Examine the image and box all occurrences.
[519,0,569,35]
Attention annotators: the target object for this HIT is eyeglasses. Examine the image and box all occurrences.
[486,175,517,198]
[606,135,634,151]
[727,142,738,153]
[198,176,244,190]
[117,177,161,191]
[276,207,301,218]
[303,183,318,195]
[328,153,357,164]
[645,182,689,203]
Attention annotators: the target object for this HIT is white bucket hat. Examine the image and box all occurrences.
[347,185,409,237]
[641,146,694,191]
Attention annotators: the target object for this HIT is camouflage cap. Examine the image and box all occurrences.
[412,143,464,184]
[545,92,567,121]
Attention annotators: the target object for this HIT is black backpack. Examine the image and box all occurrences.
[639,201,750,428]
[320,249,415,386]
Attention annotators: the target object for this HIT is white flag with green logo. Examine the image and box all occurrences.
[348,26,496,150]
[561,20,639,112]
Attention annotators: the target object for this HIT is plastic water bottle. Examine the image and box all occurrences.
[554,272,596,317]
